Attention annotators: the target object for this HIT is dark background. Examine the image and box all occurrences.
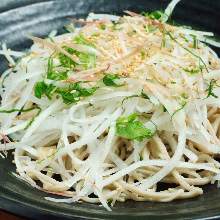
[0,0,220,220]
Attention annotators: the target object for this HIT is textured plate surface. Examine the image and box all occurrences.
[0,0,220,219]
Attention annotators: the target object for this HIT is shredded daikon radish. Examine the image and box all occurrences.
[87,13,120,22]
[163,0,181,22]
[1,0,220,211]
[1,43,16,66]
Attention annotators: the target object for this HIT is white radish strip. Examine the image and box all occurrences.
[1,43,16,66]
[198,36,220,48]
[1,78,38,130]
[0,68,13,87]
[22,145,38,157]
[0,50,25,57]
[100,160,218,188]
[204,69,220,80]
[87,13,119,21]
[0,142,24,151]
[178,29,214,37]
[101,124,116,162]
[90,91,135,102]
[1,120,30,135]
[48,30,58,38]
[184,148,198,162]
[21,100,63,141]
[45,197,74,203]
[70,103,113,123]
[163,0,181,22]
[94,188,111,211]
[109,153,127,169]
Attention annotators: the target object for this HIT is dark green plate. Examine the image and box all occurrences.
[0,0,220,219]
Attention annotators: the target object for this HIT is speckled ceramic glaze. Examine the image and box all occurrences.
[0,1,220,219]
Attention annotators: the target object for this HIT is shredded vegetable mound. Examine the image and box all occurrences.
[1,0,220,210]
